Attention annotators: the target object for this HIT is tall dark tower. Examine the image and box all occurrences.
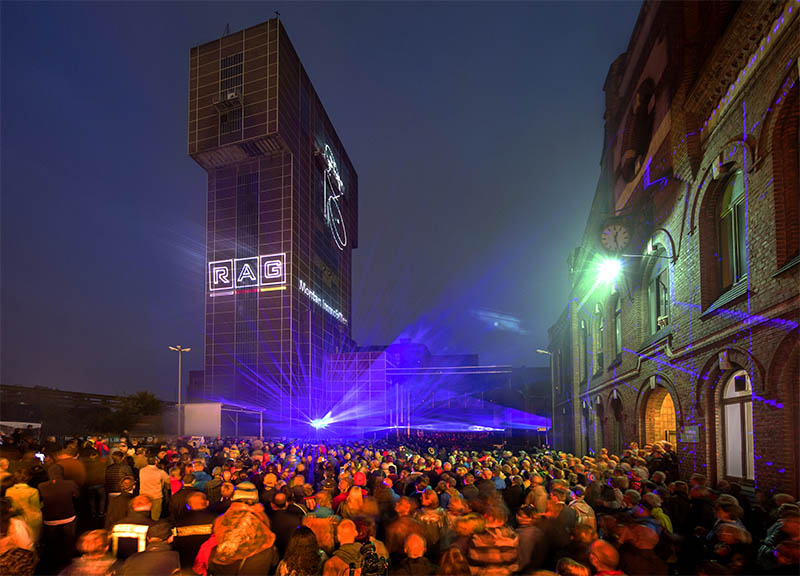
[188,19,357,433]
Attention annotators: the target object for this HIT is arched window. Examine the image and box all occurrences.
[722,370,754,481]
[614,296,622,358]
[582,402,592,455]
[772,81,799,267]
[719,171,747,290]
[648,245,670,334]
[593,304,605,372]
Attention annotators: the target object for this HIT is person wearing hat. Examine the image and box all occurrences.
[232,481,259,506]
[118,520,180,576]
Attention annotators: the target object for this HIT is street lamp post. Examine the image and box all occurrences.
[536,349,553,447]
[169,345,191,437]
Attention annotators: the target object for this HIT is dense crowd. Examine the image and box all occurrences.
[0,430,798,576]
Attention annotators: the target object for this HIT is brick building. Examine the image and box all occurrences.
[548,0,798,495]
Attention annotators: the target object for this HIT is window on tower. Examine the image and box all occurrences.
[220,53,243,92]
[220,108,242,134]
[219,53,243,135]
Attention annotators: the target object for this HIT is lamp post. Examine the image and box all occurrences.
[168,345,191,437]
[536,349,553,447]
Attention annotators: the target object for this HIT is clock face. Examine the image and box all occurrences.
[600,223,630,252]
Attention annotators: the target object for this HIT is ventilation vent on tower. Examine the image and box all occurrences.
[239,141,264,157]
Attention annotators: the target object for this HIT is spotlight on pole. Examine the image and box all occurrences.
[597,258,622,284]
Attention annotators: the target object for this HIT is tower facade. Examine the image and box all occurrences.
[188,19,358,432]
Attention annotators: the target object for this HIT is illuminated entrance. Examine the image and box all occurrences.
[642,381,677,445]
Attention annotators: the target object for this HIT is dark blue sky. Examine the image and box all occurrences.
[1,1,641,399]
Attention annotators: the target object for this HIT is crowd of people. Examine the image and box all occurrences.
[0,430,798,576]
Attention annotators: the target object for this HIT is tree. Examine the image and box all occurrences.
[98,392,163,434]
[118,391,162,417]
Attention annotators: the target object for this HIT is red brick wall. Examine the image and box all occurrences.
[550,2,800,495]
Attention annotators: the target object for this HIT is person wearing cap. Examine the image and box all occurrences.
[118,520,180,576]
[231,480,259,506]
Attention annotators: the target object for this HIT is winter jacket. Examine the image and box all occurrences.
[467,525,519,576]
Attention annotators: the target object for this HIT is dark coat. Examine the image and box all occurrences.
[169,486,199,522]
[269,508,304,557]
[119,542,181,576]
[105,493,135,529]
[174,508,217,568]
[389,556,436,576]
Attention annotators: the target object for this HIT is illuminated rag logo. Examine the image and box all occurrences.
[208,260,234,291]
[208,253,286,292]
[259,253,286,286]
[321,144,347,251]
[234,257,260,289]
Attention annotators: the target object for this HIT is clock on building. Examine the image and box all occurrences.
[600,222,630,252]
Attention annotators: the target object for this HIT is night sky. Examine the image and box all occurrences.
[1,1,641,399]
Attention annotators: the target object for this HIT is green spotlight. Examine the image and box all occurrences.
[598,258,622,283]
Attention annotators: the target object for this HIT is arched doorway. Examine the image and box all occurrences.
[642,381,677,445]
[610,395,624,454]
[595,398,606,451]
